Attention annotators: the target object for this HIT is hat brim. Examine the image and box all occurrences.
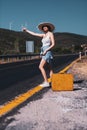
[38,22,55,32]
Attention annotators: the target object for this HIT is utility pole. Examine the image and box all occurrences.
[9,22,12,30]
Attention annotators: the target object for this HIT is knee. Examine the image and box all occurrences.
[39,64,43,70]
[39,64,41,70]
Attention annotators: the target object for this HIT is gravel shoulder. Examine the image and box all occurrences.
[3,57,87,130]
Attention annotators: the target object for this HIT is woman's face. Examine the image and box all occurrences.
[42,26,49,32]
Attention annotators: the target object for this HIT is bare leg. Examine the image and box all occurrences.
[39,59,48,82]
[47,63,54,78]
[50,69,53,78]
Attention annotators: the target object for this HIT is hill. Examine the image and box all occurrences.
[54,32,87,53]
[0,28,41,55]
[0,28,87,55]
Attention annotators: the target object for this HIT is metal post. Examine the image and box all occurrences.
[8,58,10,62]
[2,58,4,63]
[85,50,87,56]
[79,51,81,60]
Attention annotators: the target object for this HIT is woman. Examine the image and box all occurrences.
[23,22,55,87]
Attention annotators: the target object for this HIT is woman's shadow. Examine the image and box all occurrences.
[73,79,84,91]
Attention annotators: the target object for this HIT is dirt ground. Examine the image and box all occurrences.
[5,57,87,130]
[70,57,87,80]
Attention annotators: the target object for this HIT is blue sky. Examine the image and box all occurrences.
[0,0,87,36]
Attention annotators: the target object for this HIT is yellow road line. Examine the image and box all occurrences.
[0,86,43,117]
[48,58,80,82]
[0,57,80,117]
[59,58,80,73]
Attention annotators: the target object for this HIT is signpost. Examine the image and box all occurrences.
[26,41,34,53]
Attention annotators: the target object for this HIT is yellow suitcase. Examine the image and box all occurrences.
[51,73,73,91]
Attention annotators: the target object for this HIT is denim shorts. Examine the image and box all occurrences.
[40,45,54,67]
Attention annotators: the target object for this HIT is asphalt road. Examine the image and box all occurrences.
[0,54,78,106]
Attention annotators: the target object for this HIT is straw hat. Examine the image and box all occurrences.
[38,22,55,32]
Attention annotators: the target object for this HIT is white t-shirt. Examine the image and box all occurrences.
[41,35,51,47]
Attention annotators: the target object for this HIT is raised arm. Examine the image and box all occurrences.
[22,28,44,37]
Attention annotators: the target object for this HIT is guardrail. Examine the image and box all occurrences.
[0,52,86,64]
[0,53,40,64]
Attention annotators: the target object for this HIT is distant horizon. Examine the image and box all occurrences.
[0,0,87,36]
[0,27,87,37]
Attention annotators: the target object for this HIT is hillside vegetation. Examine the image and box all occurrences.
[0,28,87,55]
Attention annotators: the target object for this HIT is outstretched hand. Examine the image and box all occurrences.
[22,28,27,32]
